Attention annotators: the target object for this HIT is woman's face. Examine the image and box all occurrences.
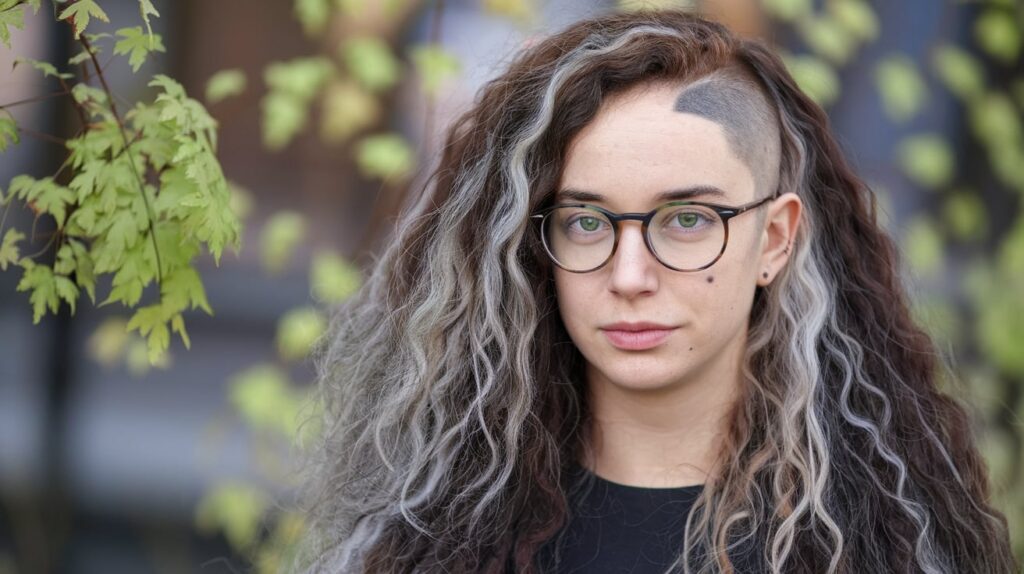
[553,81,787,396]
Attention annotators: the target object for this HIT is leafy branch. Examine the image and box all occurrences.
[0,0,241,363]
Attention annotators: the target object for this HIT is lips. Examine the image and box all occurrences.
[599,322,678,351]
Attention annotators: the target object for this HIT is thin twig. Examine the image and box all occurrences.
[16,126,67,146]
[0,90,73,111]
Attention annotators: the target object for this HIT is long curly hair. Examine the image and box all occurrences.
[296,9,1018,574]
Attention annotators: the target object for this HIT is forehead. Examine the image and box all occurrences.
[557,82,757,206]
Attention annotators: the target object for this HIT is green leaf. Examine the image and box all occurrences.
[341,36,400,93]
[355,132,415,182]
[161,266,213,316]
[0,228,25,271]
[54,241,75,276]
[796,15,856,65]
[781,53,840,107]
[295,0,330,37]
[69,238,96,303]
[59,0,110,40]
[997,217,1024,278]
[125,303,172,363]
[54,274,79,315]
[170,313,190,349]
[32,181,74,228]
[264,57,333,101]
[942,190,987,242]
[976,282,1024,377]
[68,49,93,66]
[874,55,927,123]
[320,80,379,144]
[261,92,306,150]
[897,134,954,189]
[974,9,1020,63]
[92,210,143,274]
[15,260,61,323]
[762,0,812,22]
[0,112,18,152]
[102,240,155,308]
[205,69,247,104]
[228,364,301,437]
[260,211,306,275]
[483,0,537,21]
[114,26,166,73]
[828,0,878,42]
[931,45,985,101]
[260,58,333,149]
[310,249,361,304]
[195,482,270,553]
[969,92,1021,149]
[9,176,74,227]
[903,216,944,277]
[138,0,159,39]
[12,57,74,80]
[988,143,1024,193]
[410,44,461,96]
[276,306,326,361]
[0,3,24,49]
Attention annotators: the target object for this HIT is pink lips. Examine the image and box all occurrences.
[600,322,678,351]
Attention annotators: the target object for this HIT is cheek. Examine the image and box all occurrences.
[553,271,593,332]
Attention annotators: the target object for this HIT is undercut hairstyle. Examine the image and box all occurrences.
[672,69,782,199]
[295,9,1018,574]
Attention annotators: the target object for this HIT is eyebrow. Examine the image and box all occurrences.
[555,185,729,204]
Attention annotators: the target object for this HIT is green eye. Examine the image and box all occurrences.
[677,212,700,227]
[577,216,601,232]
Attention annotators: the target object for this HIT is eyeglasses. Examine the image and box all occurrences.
[531,193,778,273]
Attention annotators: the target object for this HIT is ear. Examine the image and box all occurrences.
[756,192,802,286]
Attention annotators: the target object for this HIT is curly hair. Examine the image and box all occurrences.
[296,9,1018,574]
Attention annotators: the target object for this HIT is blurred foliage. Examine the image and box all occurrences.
[761,0,1024,561]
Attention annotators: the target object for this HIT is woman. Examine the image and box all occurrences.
[298,8,1018,574]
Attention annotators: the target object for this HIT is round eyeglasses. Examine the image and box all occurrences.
[531,193,779,273]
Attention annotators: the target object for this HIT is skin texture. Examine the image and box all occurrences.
[554,80,802,488]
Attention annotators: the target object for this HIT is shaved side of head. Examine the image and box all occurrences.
[671,69,782,201]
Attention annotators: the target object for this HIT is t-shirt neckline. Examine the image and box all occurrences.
[579,464,705,492]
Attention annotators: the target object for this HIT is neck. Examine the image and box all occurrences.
[581,336,745,488]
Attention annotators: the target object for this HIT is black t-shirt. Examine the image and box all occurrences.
[537,465,766,573]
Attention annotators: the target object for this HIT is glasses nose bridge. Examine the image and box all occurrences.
[608,211,656,261]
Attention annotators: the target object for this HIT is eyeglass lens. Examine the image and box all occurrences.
[542,204,726,272]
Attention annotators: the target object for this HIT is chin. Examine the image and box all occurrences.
[591,359,689,391]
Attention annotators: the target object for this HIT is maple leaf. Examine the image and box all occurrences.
[0,228,25,271]
[126,303,171,363]
[0,113,18,151]
[16,261,59,324]
[59,0,110,40]
[114,26,165,73]
[0,3,24,49]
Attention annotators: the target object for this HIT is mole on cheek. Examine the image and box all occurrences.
[706,276,714,283]
[689,347,694,351]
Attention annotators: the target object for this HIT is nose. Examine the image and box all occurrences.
[607,221,659,298]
